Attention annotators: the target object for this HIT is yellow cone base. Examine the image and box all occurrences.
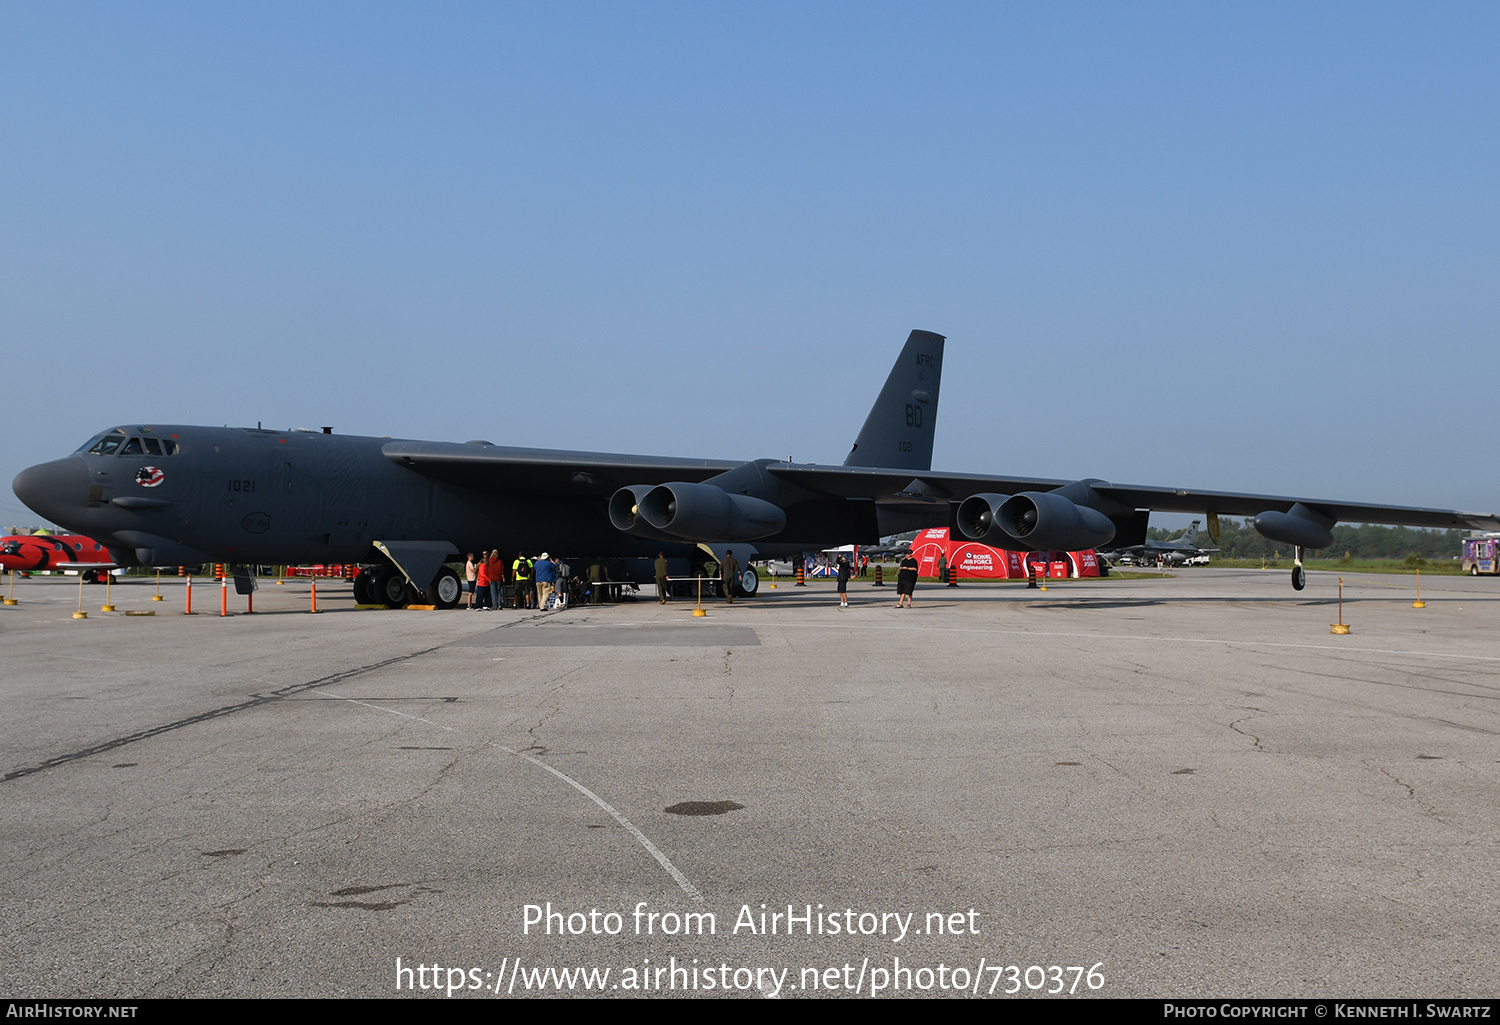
[1412,600,1426,608]
[151,595,164,601]
[692,608,707,617]
[2,599,16,605]
[72,611,88,619]
[1331,623,1351,634]
[100,604,115,612]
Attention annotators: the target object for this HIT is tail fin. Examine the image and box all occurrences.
[1178,520,1201,543]
[843,329,945,470]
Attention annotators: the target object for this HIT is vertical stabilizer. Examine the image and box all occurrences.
[843,330,945,470]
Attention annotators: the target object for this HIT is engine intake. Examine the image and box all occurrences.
[955,493,1013,545]
[608,486,656,535]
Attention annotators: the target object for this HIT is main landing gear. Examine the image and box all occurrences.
[353,564,464,609]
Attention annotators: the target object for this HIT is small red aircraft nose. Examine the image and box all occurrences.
[12,457,90,524]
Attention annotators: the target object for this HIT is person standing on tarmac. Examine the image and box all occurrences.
[896,552,919,609]
[512,553,533,609]
[720,549,740,604]
[474,555,491,611]
[465,553,478,609]
[655,551,670,604]
[486,550,506,610]
[836,554,853,609]
[535,552,557,609]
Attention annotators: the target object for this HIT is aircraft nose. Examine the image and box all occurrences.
[12,457,90,523]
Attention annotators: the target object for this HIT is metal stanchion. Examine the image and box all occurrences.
[1332,577,1351,634]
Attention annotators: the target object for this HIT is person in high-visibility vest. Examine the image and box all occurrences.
[512,554,533,609]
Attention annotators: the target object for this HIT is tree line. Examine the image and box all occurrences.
[1150,519,1466,561]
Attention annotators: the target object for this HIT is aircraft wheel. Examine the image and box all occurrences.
[373,567,411,608]
[352,569,374,605]
[739,566,759,597]
[1291,565,1306,591]
[82,570,98,584]
[426,567,463,609]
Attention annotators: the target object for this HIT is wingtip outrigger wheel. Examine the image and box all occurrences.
[1291,546,1306,591]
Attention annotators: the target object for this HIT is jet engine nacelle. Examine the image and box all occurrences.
[954,493,1014,546]
[1254,503,1335,550]
[637,482,787,542]
[995,491,1117,552]
[608,485,659,536]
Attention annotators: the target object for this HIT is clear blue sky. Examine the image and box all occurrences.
[4,2,1496,528]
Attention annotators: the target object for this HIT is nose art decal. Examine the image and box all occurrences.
[135,466,165,488]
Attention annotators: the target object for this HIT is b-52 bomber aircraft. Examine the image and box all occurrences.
[13,330,1500,608]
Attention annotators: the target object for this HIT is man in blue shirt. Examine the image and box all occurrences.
[534,552,559,609]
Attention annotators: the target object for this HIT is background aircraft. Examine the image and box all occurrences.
[1102,520,1219,567]
[0,531,117,581]
[13,331,1500,607]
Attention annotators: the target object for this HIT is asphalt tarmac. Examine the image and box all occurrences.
[2,568,1496,999]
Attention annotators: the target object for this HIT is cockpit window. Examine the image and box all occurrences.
[89,437,123,456]
[143,438,162,456]
[163,439,179,456]
[120,438,143,456]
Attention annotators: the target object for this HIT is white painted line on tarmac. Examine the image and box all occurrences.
[501,745,705,904]
[332,695,703,903]
[336,696,456,732]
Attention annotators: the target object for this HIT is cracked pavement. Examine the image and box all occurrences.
[1,569,1498,997]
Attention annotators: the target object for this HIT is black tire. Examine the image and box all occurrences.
[426,567,463,609]
[1472,565,1480,577]
[352,569,374,605]
[373,566,411,608]
[1291,565,1306,591]
[739,566,759,597]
